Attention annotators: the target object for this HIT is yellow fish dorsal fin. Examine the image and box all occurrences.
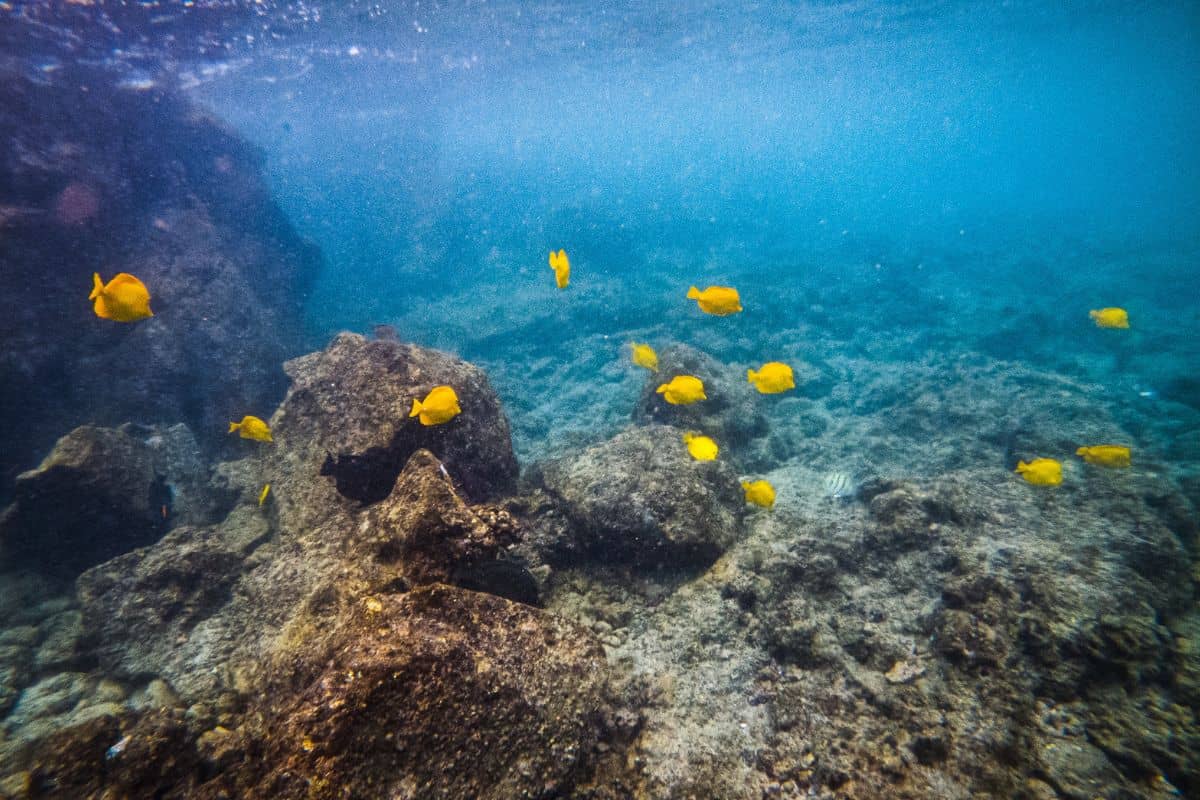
[228,421,240,433]
[409,398,422,418]
[90,273,105,301]
[687,286,701,300]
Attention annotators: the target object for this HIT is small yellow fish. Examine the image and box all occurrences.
[549,249,570,289]
[89,272,153,322]
[410,385,461,426]
[229,415,273,442]
[686,285,742,316]
[1075,445,1131,468]
[258,484,271,506]
[747,362,795,394]
[656,375,706,405]
[630,342,658,372]
[1015,458,1062,486]
[1089,307,1129,329]
[683,431,718,461]
[741,479,776,508]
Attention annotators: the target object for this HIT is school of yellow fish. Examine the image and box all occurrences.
[88,247,1135,509]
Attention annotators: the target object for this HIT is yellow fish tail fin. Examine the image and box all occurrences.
[409,398,422,418]
[1014,461,1027,473]
[740,481,750,491]
[89,273,104,301]
[656,384,668,395]
[228,421,240,433]
[1075,447,1088,457]
[687,286,701,300]
[747,369,756,384]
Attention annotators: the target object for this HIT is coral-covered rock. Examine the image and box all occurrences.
[538,425,745,566]
[0,66,319,499]
[0,423,209,576]
[211,584,605,800]
[632,344,768,456]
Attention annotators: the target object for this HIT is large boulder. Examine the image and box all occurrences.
[538,424,746,566]
[278,332,519,504]
[0,423,211,577]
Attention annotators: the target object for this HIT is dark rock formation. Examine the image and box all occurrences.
[632,343,769,458]
[538,424,746,566]
[0,65,320,501]
[0,423,211,576]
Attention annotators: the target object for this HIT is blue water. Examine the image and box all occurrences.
[166,0,1200,459]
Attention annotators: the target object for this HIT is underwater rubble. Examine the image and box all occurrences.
[0,329,1194,799]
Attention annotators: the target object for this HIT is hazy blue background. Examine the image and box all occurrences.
[189,0,1200,332]
[172,0,1200,458]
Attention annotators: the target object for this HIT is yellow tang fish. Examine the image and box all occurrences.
[410,385,461,426]
[687,285,742,316]
[549,249,570,289]
[90,272,153,322]
[741,479,776,508]
[630,342,658,372]
[656,375,706,405]
[258,484,271,506]
[683,431,718,461]
[1075,445,1131,468]
[1089,307,1129,329]
[229,415,273,442]
[1014,458,1062,486]
[747,362,795,394]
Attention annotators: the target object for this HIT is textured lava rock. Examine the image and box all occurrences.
[209,584,606,800]
[538,424,746,566]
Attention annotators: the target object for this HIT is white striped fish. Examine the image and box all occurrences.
[823,471,855,499]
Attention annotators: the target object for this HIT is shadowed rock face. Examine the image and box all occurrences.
[0,66,320,501]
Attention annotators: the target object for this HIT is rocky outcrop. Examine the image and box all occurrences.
[537,424,746,566]
[0,423,212,576]
[68,332,521,705]
[0,66,320,500]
